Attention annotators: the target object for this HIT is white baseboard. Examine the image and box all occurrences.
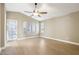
[41,36,79,46]
[6,36,39,46]
[17,36,39,40]
[7,36,39,41]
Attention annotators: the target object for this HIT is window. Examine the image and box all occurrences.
[23,21,39,36]
[23,21,27,36]
[27,22,32,33]
[36,22,39,34]
[23,21,32,36]
[41,22,45,33]
[32,22,36,33]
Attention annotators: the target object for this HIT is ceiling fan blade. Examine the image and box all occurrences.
[39,12,47,14]
[24,11,32,13]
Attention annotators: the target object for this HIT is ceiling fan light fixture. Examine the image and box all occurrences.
[24,3,47,17]
[33,12,39,16]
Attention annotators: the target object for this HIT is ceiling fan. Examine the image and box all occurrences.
[24,3,47,17]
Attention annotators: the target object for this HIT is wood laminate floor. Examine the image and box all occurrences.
[1,37,79,55]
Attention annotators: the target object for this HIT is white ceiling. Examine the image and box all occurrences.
[5,3,79,21]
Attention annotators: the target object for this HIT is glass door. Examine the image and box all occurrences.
[7,20,17,42]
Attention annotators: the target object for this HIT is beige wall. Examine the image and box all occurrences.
[6,11,39,39]
[41,11,79,43]
[0,4,5,48]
